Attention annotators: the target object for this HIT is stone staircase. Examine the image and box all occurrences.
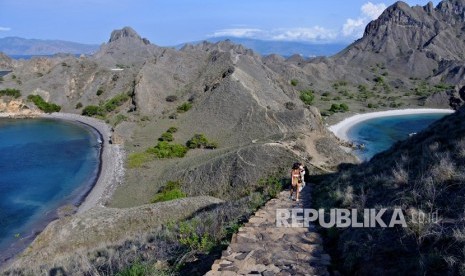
[205,185,330,276]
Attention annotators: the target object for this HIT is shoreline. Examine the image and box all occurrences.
[328,108,455,142]
[41,113,125,213]
[0,112,124,266]
[0,112,125,213]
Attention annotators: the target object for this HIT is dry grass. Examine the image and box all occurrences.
[314,107,465,275]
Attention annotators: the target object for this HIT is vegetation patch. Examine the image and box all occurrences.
[82,93,130,118]
[146,141,189,158]
[0,88,21,98]
[299,89,315,105]
[328,103,349,113]
[27,95,61,113]
[177,102,193,113]
[127,152,154,168]
[186,134,218,149]
[151,181,186,203]
[290,79,299,86]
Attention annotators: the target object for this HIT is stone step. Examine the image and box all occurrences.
[206,184,330,276]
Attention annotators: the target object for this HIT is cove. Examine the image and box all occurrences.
[0,118,101,263]
[346,113,450,161]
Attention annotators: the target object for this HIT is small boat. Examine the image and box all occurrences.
[409,132,417,137]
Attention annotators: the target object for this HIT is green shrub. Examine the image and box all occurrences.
[299,89,315,105]
[178,219,215,252]
[127,152,154,168]
[116,261,156,276]
[329,103,349,113]
[27,95,61,113]
[96,88,104,96]
[146,141,188,158]
[0,76,4,82]
[75,102,83,109]
[151,181,186,203]
[82,105,105,117]
[0,88,21,98]
[340,103,349,111]
[104,93,130,112]
[177,102,192,113]
[186,134,218,149]
[167,127,178,133]
[159,132,174,142]
[290,79,299,86]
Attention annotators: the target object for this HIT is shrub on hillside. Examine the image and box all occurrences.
[329,103,349,113]
[146,141,188,158]
[177,102,192,113]
[151,181,186,203]
[167,127,178,133]
[75,102,83,109]
[0,88,21,98]
[299,90,315,105]
[82,105,105,117]
[290,79,298,86]
[186,134,218,149]
[104,93,130,112]
[27,95,61,113]
[159,132,174,142]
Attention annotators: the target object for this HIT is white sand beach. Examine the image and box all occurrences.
[0,112,125,213]
[328,108,455,141]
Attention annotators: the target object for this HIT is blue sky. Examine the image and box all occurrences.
[0,0,440,46]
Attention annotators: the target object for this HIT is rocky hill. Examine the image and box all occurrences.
[3,0,465,273]
[0,27,355,273]
[0,36,99,55]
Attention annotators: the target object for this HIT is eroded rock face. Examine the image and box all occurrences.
[109,26,150,45]
[0,98,40,115]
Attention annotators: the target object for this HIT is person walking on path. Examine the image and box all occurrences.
[291,163,302,201]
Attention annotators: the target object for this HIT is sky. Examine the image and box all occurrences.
[0,0,441,46]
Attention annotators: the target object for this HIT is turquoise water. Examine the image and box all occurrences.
[346,113,450,161]
[0,119,100,262]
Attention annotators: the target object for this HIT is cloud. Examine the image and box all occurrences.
[0,27,11,32]
[209,2,387,43]
[361,2,387,20]
[211,28,263,38]
[342,2,386,38]
[270,27,337,41]
[210,26,337,43]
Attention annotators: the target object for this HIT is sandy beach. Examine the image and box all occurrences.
[328,108,455,141]
[0,112,125,213]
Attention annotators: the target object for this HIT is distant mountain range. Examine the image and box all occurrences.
[181,37,348,57]
[0,35,348,58]
[0,37,100,56]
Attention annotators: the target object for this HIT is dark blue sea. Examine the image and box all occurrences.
[347,113,450,161]
[0,118,100,263]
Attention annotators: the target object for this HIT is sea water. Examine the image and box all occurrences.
[0,118,100,262]
[346,113,450,161]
